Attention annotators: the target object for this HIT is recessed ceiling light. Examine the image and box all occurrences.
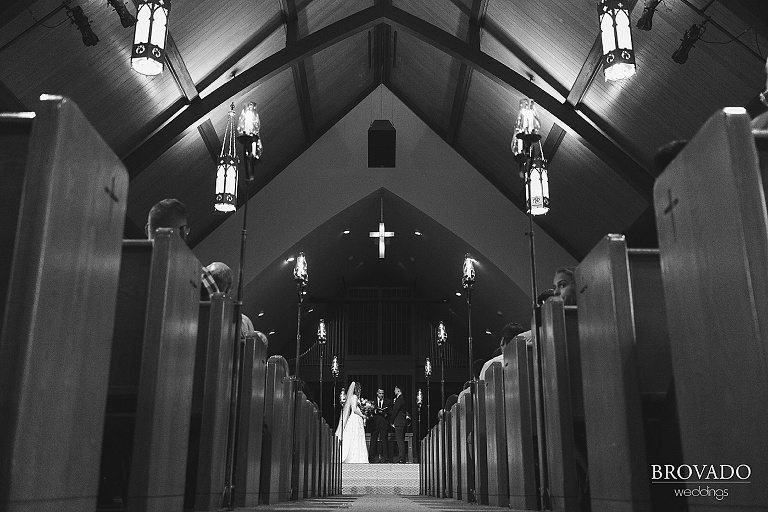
[269,330,276,335]
[307,308,314,313]
[485,329,493,335]
[258,310,264,317]
[414,230,422,236]
[286,256,295,263]
[343,229,350,235]
[455,291,462,297]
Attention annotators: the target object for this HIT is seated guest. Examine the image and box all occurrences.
[752,55,768,129]
[479,322,525,380]
[552,267,577,306]
[146,198,219,299]
[203,260,256,340]
[624,140,687,248]
[444,394,458,412]
[205,261,234,296]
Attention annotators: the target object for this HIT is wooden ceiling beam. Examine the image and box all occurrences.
[124,3,386,176]
[383,5,654,200]
[190,81,379,247]
[164,34,199,102]
[125,4,652,202]
[445,0,488,145]
[280,0,316,144]
[387,83,581,259]
[198,119,222,164]
[541,124,566,163]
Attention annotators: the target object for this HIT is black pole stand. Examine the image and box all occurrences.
[290,280,307,501]
[517,135,549,510]
[222,145,258,509]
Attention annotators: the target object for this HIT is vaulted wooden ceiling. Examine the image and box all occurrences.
[2,0,767,358]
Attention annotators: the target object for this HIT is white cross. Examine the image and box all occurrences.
[370,222,394,258]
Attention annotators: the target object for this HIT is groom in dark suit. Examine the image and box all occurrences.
[368,388,391,463]
[391,385,409,463]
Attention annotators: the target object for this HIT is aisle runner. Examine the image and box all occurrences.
[342,463,419,495]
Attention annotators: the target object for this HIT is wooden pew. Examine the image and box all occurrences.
[426,431,433,496]
[577,234,682,512]
[297,398,313,499]
[450,402,462,500]
[185,293,236,511]
[98,232,201,512]
[502,335,539,510]
[432,421,443,498]
[437,414,447,498]
[0,97,128,512]
[653,108,768,511]
[234,331,269,506]
[472,380,489,504]
[420,438,425,495]
[484,362,510,507]
[443,409,453,498]
[260,356,292,504]
[457,389,475,502]
[539,298,583,511]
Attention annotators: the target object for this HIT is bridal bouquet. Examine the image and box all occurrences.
[358,397,375,418]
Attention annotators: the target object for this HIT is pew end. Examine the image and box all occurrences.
[654,107,768,511]
[1,97,128,512]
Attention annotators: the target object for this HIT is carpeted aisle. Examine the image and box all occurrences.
[234,494,509,511]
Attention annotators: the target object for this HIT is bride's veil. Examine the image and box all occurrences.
[335,381,356,439]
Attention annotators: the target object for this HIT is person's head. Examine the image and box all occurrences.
[377,388,384,399]
[653,140,688,174]
[553,267,577,305]
[206,262,233,294]
[394,385,401,397]
[760,59,768,99]
[146,198,189,242]
[354,383,361,396]
[472,359,484,380]
[500,322,525,348]
[444,394,458,411]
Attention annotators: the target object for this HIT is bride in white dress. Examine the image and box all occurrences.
[334,381,369,463]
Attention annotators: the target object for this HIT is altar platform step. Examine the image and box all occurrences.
[342,462,419,495]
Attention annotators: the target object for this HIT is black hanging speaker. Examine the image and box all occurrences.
[368,119,396,167]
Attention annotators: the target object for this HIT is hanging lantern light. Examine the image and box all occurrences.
[331,355,339,378]
[462,254,475,289]
[526,156,549,216]
[236,102,263,180]
[598,0,636,81]
[293,252,308,285]
[511,98,541,157]
[417,388,423,406]
[131,0,170,76]
[215,103,239,212]
[317,319,327,344]
[437,321,446,347]
[425,358,432,378]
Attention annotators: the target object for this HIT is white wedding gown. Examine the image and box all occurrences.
[335,395,369,463]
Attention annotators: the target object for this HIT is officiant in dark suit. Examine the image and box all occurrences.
[368,388,391,463]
